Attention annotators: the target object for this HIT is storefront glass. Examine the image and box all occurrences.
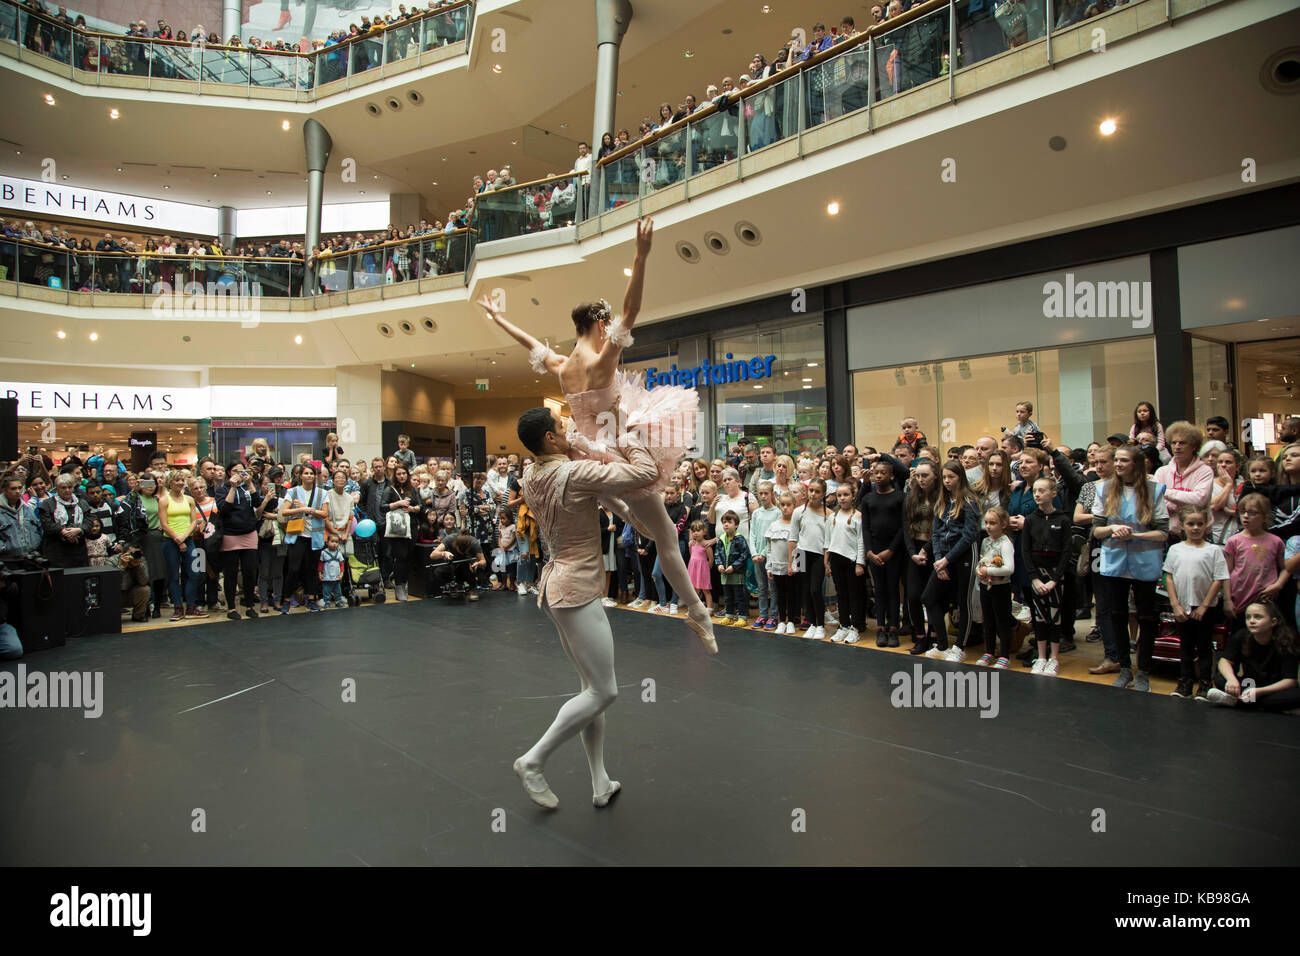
[712,319,825,459]
[1191,337,1232,428]
[852,338,1155,454]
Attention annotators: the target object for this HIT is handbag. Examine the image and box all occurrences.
[385,509,411,538]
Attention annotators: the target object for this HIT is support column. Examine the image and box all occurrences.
[303,118,334,293]
[823,282,851,447]
[218,205,236,251]
[335,365,384,468]
[221,0,240,41]
[1151,248,1191,424]
[591,0,633,208]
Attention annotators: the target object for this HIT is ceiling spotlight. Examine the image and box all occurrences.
[116,167,123,172]
[373,174,379,179]
[431,181,438,185]
[1099,118,1117,136]
[44,93,56,105]
[61,174,68,180]
[88,332,99,342]
[560,123,569,128]
[807,362,818,367]
[511,140,517,145]
[623,268,633,277]
[266,190,272,195]
[492,63,503,73]
[56,329,66,339]
[826,201,840,215]
[802,385,812,389]
[281,119,291,130]
[163,185,169,189]
[753,384,763,389]
[761,4,772,11]
[359,190,365,194]
[294,334,303,344]
[683,50,695,58]
[109,108,120,119]
[802,377,813,382]
[213,172,218,177]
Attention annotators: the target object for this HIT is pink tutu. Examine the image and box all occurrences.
[565,369,699,498]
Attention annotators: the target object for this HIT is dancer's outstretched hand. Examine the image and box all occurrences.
[477,294,501,321]
[634,217,653,257]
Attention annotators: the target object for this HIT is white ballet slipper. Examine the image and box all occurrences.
[513,757,558,809]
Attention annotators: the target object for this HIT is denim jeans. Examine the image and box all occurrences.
[754,558,771,618]
[163,537,199,608]
[322,580,342,605]
[0,621,22,660]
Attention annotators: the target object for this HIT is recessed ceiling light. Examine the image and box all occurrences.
[56,329,66,339]
[163,185,169,189]
[492,63,503,73]
[560,123,569,128]
[116,167,122,172]
[683,50,694,58]
[511,140,517,145]
[807,362,818,367]
[61,175,68,180]
[802,377,812,382]
[826,201,840,215]
[109,108,120,119]
[359,190,365,194]
[411,363,416,368]
[761,4,772,12]
[44,93,56,105]
[1099,118,1117,135]
[623,268,633,276]
[89,332,99,341]
[802,385,812,389]
[431,181,438,185]
[294,334,303,344]
[281,119,291,130]
[373,174,379,179]
[753,384,762,389]
[213,172,218,177]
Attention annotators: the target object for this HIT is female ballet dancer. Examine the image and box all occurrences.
[480,217,717,651]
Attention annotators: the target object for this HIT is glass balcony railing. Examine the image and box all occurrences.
[0,231,474,300]
[0,0,472,95]
[470,174,590,243]
[590,0,1148,216]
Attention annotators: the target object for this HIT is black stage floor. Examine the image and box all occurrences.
[2,598,1298,866]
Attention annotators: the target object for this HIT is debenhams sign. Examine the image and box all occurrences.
[1,383,204,420]
[0,176,218,233]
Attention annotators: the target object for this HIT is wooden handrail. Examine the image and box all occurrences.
[475,171,585,200]
[595,0,950,168]
[9,0,472,58]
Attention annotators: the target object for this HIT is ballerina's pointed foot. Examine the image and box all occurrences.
[593,780,621,807]
[514,757,559,809]
[686,605,719,655]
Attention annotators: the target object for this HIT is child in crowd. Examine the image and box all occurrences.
[633,527,656,609]
[1006,400,1041,439]
[1022,475,1073,676]
[975,507,1015,669]
[1207,600,1300,712]
[318,533,348,608]
[687,520,713,612]
[85,518,109,567]
[393,434,416,473]
[749,481,781,629]
[1246,455,1276,488]
[797,459,815,487]
[1163,508,1229,699]
[494,509,519,593]
[653,485,686,614]
[825,482,866,644]
[1223,493,1286,622]
[763,492,796,634]
[715,511,751,625]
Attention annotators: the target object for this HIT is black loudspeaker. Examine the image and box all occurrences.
[61,566,122,638]
[0,397,17,461]
[10,568,66,653]
[455,426,486,481]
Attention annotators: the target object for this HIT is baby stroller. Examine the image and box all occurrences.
[347,534,386,605]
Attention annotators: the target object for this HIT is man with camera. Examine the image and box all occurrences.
[429,528,487,600]
[219,460,272,620]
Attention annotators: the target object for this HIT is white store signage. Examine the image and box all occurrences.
[0,382,336,421]
[0,176,219,234]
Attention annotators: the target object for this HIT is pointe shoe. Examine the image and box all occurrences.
[513,757,558,809]
[685,604,719,655]
[593,781,621,807]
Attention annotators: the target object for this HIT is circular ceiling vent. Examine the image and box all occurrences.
[1261,47,1300,95]
[676,240,700,264]
[399,320,416,335]
[377,322,394,337]
[703,231,730,255]
[407,89,425,106]
[421,317,437,332]
[385,96,403,112]
[365,102,382,117]
[1048,135,1067,151]
[734,221,762,246]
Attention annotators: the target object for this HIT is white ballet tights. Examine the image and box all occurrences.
[603,491,706,615]
[520,599,617,795]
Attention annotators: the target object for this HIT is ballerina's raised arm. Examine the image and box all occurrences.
[591,217,654,378]
[478,294,566,376]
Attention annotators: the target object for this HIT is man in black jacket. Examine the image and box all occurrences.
[218,461,270,619]
[360,457,393,585]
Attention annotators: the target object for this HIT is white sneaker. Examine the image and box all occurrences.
[830,627,846,643]
[516,583,527,595]
[814,626,826,639]
[802,625,820,639]
[601,597,618,608]
[1011,601,1031,623]
[844,627,860,644]
[785,621,797,635]
[1205,688,1236,706]
[924,645,946,659]
[1030,658,1047,674]
[825,610,839,627]
[649,604,665,613]
[629,598,648,609]
[943,645,964,663]
[669,603,679,615]
[1044,658,1060,676]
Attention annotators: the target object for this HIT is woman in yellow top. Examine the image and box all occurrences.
[160,470,204,621]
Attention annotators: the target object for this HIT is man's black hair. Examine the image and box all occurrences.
[517,407,557,456]
[1206,415,1230,430]
[1003,433,1024,451]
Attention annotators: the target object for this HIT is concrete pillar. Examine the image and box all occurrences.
[218,205,236,251]
[335,365,384,467]
[303,119,333,292]
[221,0,240,41]
[591,0,633,207]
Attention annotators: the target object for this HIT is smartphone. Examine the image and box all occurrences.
[27,446,39,456]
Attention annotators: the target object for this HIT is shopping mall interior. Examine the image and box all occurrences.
[1,0,1298,881]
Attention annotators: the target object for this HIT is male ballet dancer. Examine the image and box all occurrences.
[512,406,660,809]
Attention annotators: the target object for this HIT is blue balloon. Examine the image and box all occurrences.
[355,518,377,538]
